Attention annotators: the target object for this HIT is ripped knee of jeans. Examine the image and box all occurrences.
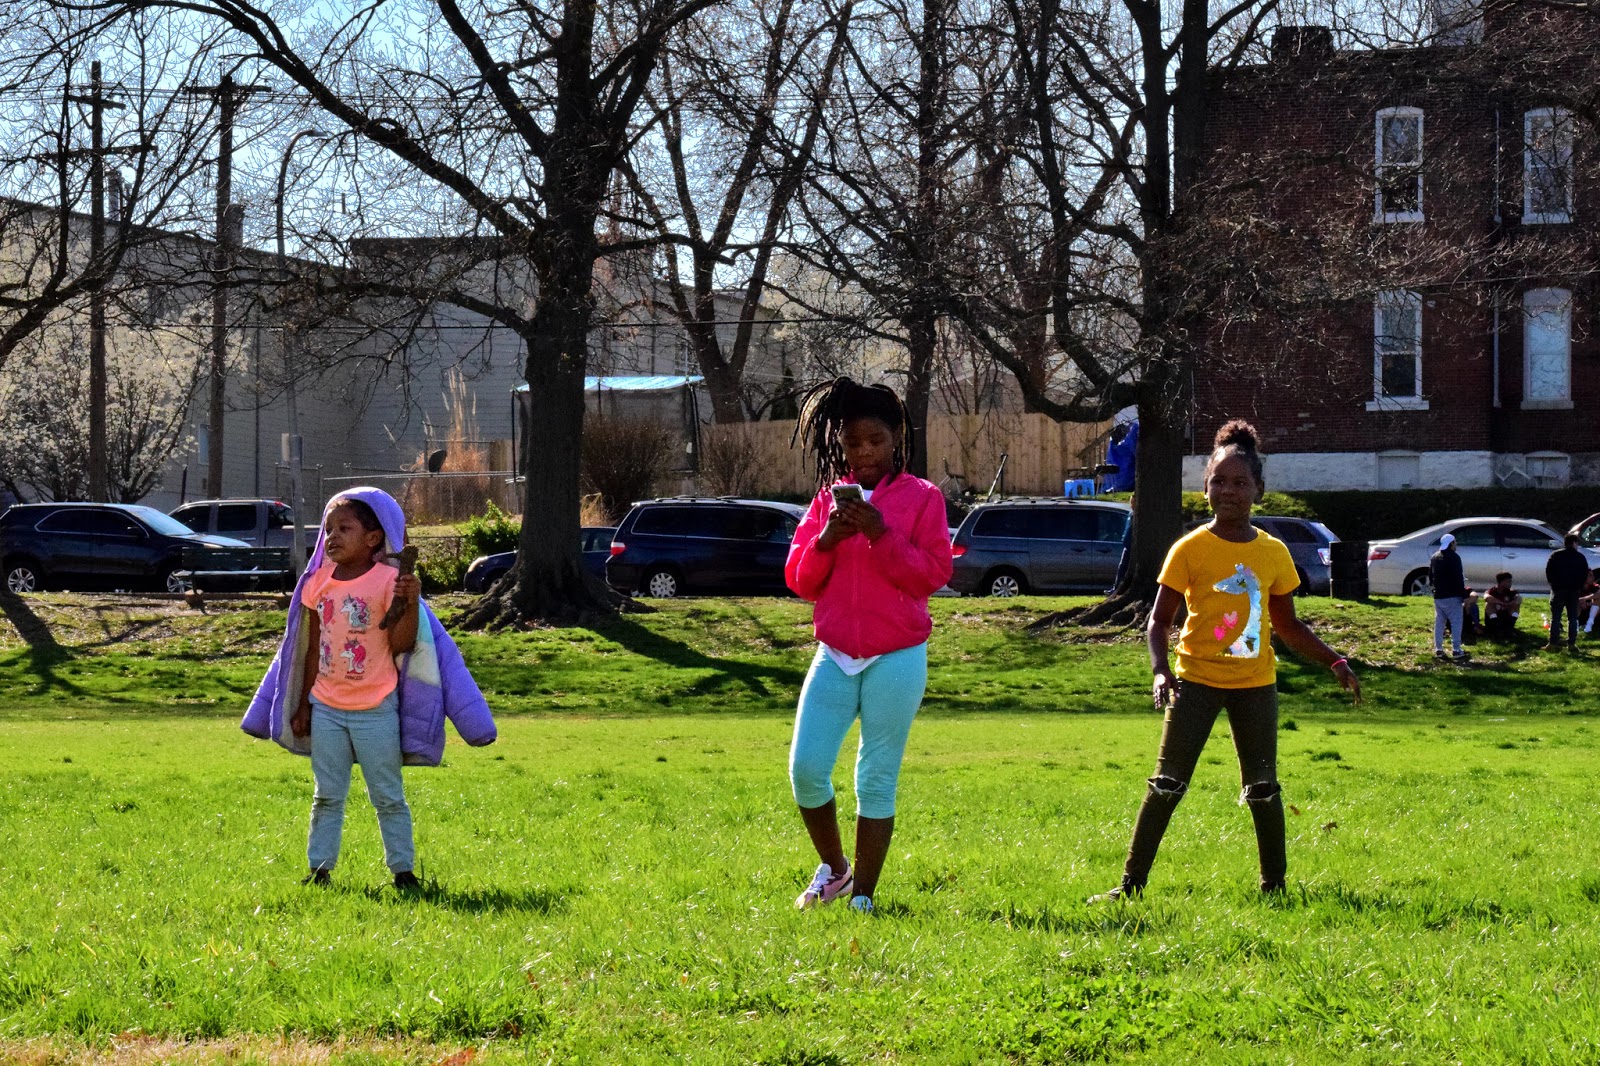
[1146,774,1188,799]
[1240,780,1282,806]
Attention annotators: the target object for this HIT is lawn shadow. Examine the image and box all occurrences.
[0,591,81,696]
[593,614,806,698]
[366,881,572,916]
[983,900,1174,936]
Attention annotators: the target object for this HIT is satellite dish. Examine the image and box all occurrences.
[425,449,448,473]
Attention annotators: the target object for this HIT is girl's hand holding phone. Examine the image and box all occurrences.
[839,499,886,541]
[818,511,857,551]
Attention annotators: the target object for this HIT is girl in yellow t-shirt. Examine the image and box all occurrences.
[1094,420,1361,901]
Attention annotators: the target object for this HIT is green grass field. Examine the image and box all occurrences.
[3,593,1599,1063]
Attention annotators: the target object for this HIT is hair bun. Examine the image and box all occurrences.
[1213,419,1260,452]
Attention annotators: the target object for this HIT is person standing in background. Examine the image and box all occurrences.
[1429,533,1468,662]
[1545,533,1589,652]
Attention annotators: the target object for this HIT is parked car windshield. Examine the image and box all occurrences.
[127,506,209,538]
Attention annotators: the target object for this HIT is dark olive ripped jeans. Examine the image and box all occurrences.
[1120,679,1285,891]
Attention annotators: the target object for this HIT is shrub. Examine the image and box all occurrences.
[1295,488,1598,542]
[698,425,765,497]
[461,502,521,559]
[417,538,469,594]
[581,415,676,522]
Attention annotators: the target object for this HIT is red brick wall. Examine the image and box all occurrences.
[1191,18,1599,459]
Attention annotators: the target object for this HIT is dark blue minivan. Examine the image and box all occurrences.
[607,498,806,598]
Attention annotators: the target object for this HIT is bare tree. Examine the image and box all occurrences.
[924,0,1284,619]
[54,0,723,623]
[0,7,224,499]
[621,0,853,422]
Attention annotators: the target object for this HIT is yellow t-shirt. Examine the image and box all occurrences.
[1159,526,1299,689]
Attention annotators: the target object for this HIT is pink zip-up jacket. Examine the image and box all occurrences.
[785,472,953,659]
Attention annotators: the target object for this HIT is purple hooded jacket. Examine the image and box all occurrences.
[240,486,497,765]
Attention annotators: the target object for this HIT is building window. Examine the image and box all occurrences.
[1523,287,1572,407]
[1376,450,1421,490]
[1525,108,1574,224]
[1368,290,1427,410]
[1375,107,1423,222]
[1526,451,1571,488]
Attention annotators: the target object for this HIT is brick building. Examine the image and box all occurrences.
[1188,4,1599,490]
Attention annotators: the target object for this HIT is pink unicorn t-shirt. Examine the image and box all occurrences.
[299,561,400,710]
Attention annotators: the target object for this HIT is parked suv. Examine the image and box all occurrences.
[950,498,1131,596]
[1185,515,1338,595]
[0,502,288,593]
[463,527,617,594]
[607,498,806,598]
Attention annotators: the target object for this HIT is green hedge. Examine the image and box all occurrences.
[1289,488,1598,542]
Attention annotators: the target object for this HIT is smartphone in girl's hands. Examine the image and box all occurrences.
[830,483,865,507]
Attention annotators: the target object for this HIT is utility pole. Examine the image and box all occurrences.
[67,62,123,503]
[183,73,266,498]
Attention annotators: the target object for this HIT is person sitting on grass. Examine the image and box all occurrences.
[242,488,496,890]
[1092,420,1361,903]
[1483,572,1522,640]
[784,377,953,916]
[1581,571,1600,636]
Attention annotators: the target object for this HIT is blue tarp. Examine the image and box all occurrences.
[513,375,705,393]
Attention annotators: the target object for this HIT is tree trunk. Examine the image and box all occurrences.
[903,310,935,478]
[1122,385,1186,595]
[694,329,748,424]
[463,268,623,627]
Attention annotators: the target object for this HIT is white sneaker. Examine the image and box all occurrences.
[795,863,853,909]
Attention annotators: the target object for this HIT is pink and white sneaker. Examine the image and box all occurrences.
[795,862,853,909]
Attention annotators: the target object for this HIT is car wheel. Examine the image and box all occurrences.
[643,567,681,598]
[986,568,1026,598]
[160,565,194,594]
[4,558,42,594]
[1403,569,1432,597]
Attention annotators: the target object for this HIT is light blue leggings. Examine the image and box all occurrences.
[789,643,928,820]
[308,692,414,873]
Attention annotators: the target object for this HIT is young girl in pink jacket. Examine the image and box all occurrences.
[784,378,953,914]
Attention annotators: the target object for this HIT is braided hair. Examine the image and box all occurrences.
[792,377,913,488]
[1206,419,1265,490]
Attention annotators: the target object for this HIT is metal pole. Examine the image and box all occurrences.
[276,128,327,575]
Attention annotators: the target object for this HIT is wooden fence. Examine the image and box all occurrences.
[694,412,1113,499]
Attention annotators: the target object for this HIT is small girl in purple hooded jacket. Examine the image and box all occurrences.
[243,487,496,891]
[784,378,953,915]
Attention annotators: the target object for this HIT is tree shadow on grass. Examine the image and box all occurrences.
[0,591,83,697]
[592,614,807,698]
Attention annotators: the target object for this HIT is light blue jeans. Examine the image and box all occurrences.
[1434,596,1464,655]
[308,692,414,873]
[789,643,928,819]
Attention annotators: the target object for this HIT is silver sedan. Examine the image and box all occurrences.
[1367,517,1599,596]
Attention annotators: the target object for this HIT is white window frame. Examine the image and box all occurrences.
[1524,108,1574,224]
[1368,290,1428,410]
[1522,287,1572,409]
[1375,107,1424,223]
